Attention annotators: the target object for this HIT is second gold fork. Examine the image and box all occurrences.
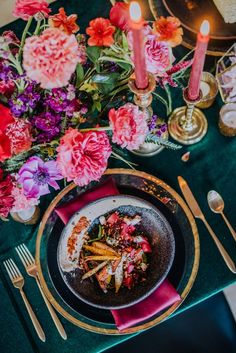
[15,244,67,340]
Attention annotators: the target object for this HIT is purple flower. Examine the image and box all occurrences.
[44,86,77,116]
[31,111,61,143]
[148,114,158,131]
[44,88,68,112]
[148,115,167,137]
[18,156,63,199]
[0,61,16,81]
[9,82,41,117]
[156,123,167,137]
[43,85,89,119]
[103,61,119,72]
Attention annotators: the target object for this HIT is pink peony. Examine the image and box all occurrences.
[13,0,51,21]
[23,28,81,89]
[11,185,39,213]
[109,103,148,151]
[56,128,112,186]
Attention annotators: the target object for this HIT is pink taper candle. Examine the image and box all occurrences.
[129,2,148,90]
[188,20,210,101]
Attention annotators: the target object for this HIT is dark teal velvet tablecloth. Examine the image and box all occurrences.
[1,1,236,352]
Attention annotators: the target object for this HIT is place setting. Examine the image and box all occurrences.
[35,169,199,335]
[0,0,236,349]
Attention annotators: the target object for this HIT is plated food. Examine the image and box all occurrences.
[58,195,175,309]
[75,211,152,293]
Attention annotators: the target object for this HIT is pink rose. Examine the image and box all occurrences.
[23,28,81,89]
[109,103,148,151]
[145,35,173,75]
[127,25,152,46]
[56,128,112,186]
[13,0,51,21]
[128,27,173,76]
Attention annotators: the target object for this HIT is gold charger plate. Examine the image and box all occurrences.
[148,0,236,56]
[35,169,200,335]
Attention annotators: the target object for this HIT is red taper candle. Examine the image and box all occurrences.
[188,20,210,101]
[129,2,148,90]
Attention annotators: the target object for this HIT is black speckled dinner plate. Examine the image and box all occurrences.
[36,169,199,334]
[57,195,175,310]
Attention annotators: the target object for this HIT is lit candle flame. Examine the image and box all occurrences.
[200,20,210,36]
[130,1,142,23]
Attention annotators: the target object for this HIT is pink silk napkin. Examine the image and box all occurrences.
[55,178,181,331]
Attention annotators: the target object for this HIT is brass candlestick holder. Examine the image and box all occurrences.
[168,88,208,145]
[128,73,168,156]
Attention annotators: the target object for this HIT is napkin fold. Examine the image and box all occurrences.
[55,178,181,331]
[55,178,119,223]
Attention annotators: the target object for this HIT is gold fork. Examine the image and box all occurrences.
[15,244,67,340]
[3,258,46,342]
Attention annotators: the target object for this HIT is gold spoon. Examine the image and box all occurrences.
[207,190,236,241]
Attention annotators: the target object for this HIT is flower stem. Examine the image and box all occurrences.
[80,126,112,133]
[164,85,172,115]
[153,92,169,112]
[111,151,137,170]
[19,17,33,58]
[179,49,194,63]
[34,20,41,35]
[8,53,23,75]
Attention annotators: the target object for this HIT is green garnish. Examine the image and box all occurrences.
[88,225,103,243]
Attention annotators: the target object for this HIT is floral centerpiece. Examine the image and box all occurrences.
[0,0,192,220]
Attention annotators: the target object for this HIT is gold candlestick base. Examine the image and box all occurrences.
[128,72,156,119]
[168,89,208,145]
[128,73,166,156]
[196,72,219,109]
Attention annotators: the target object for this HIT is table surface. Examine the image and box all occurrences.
[0,1,236,353]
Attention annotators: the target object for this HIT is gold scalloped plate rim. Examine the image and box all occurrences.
[35,169,200,335]
[148,0,231,56]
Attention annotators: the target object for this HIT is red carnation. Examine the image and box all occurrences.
[0,169,14,218]
[0,131,12,162]
[13,0,51,21]
[109,2,130,31]
[0,80,15,98]
[2,31,20,45]
[5,119,32,155]
[2,30,20,56]
[0,104,14,132]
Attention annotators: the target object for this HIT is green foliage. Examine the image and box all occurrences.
[86,46,101,63]
[145,134,182,150]
[92,100,102,112]
[76,63,84,87]
[91,72,120,95]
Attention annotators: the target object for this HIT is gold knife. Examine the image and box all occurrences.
[178,176,236,274]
